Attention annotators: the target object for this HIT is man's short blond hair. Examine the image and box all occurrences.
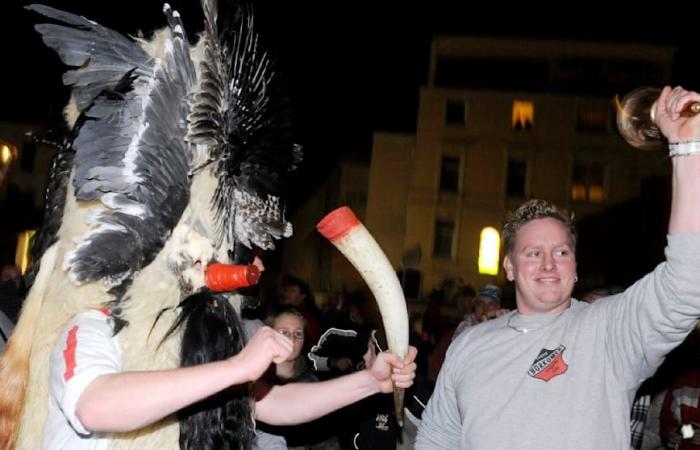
[502,199,577,255]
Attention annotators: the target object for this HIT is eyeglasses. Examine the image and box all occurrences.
[277,329,304,341]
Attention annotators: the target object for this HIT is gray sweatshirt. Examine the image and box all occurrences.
[416,234,700,450]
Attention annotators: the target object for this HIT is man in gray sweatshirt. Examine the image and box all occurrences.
[416,85,700,449]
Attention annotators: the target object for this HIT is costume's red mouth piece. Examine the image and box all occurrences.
[205,263,260,292]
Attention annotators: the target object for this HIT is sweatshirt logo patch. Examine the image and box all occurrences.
[528,344,568,381]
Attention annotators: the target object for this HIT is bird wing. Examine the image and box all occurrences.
[28,4,196,286]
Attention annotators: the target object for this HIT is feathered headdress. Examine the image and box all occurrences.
[0,1,300,448]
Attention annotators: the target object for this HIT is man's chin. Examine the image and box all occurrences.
[536,294,571,310]
[542,297,571,311]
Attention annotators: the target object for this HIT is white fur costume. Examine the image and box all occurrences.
[0,2,299,449]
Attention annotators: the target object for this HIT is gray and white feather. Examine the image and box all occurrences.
[29,0,300,289]
[189,0,300,255]
[29,4,196,286]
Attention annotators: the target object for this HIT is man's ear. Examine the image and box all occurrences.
[503,254,514,281]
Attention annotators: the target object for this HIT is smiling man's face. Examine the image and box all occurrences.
[503,217,577,315]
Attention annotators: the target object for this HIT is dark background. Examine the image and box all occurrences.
[3,1,700,203]
[2,1,700,287]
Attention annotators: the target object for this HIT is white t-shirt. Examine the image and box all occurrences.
[44,309,122,450]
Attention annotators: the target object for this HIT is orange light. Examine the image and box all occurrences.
[512,100,534,129]
[571,184,586,202]
[589,185,605,203]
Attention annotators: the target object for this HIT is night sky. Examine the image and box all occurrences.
[3,1,700,207]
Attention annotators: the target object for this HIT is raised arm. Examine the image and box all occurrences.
[603,86,700,388]
[655,85,700,234]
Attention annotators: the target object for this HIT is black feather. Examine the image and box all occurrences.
[25,142,74,287]
[28,4,153,110]
[189,1,301,252]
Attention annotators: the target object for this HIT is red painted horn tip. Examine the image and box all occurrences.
[317,206,361,241]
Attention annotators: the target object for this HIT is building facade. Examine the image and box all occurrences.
[366,37,674,299]
[283,36,676,308]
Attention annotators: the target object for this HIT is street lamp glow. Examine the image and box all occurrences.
[478,226,500,275]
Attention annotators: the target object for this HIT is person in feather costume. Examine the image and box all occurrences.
[0,2,417,449]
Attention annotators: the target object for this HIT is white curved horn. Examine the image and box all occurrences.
[317,206,409,426]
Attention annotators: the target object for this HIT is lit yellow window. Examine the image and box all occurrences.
[0,142,18,186]
[571,184,587,202]
[1,144,14,164]
[572,161,606,203]
[588,185,604,203]
[478,227,500,275]
[512,100,534,130]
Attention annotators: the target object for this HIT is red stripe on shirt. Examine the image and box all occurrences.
[63,325,79,381]
[93,307,111,317]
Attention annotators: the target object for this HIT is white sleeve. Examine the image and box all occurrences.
[48,311,122,435]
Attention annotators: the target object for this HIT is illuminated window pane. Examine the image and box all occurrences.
[571,184,587,202]
[478,227,500,275]
[0,142,18,186]
[512,100,534,130]
[1,145,12,164]
[572,161,606,203]
[588,185,604,203]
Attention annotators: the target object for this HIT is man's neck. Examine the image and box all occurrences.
[515,299,572,315]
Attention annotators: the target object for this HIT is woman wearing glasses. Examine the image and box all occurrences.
[254,306,341,450]
[268,307,315,384]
